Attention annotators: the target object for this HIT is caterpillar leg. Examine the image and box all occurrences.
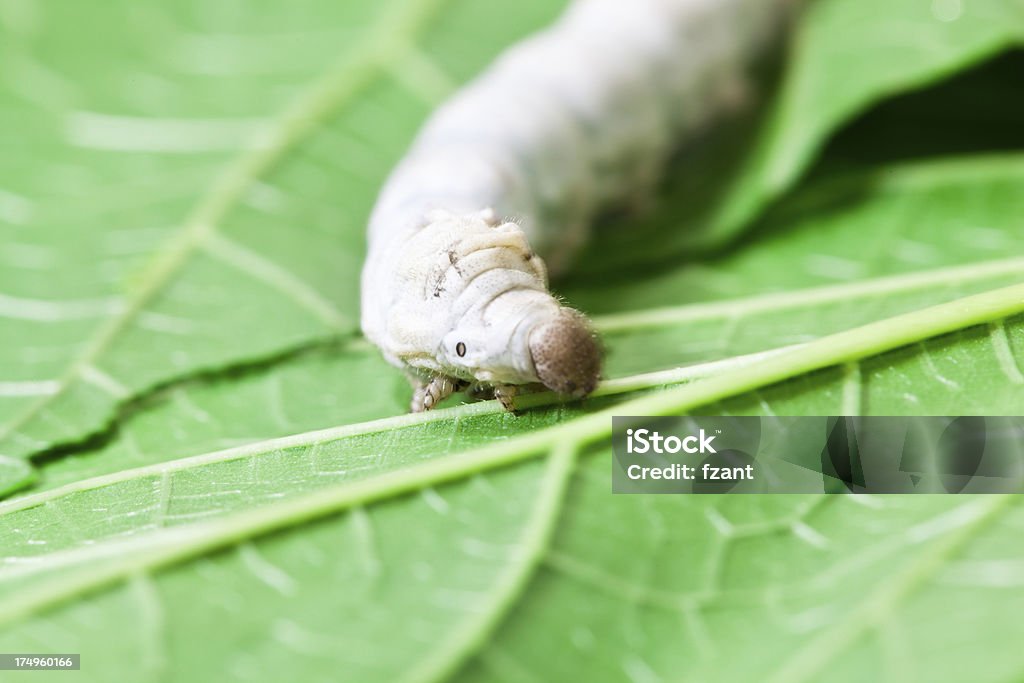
[465,383,517,411]
[410,376,466,412]
[469,383,548,412]
[493,384,518,412]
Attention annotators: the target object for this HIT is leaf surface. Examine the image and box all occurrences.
[4,0,1024,681]
[3,289,1024,681]
[576,0,1024,268]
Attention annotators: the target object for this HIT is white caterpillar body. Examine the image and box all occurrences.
[362,0,796,411]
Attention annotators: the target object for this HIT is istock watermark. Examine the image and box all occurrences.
[612,416,1024,494]
[625,428,718,454]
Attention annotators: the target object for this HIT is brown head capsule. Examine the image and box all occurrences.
[528,308,602,398]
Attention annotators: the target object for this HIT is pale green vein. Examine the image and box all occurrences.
[202,232,348,329]
[840,363,861,415]
[2,283,1024,624]
[593,255,1024,333]
[0,456,34,498]
[763,495,1015,683]
[736,152,1024,231]
[477,645,544,683]
[868,152,1024,193]
[544,550,698,609]
[598,281,1024,428]
[129,572,167,680]
[0,346,793,518]
[988,321,1024,384]
[387,44,460,107]
[0,0,450,448]
[402,441,578,683]
[79,364,130,399]
[348,506,381,578]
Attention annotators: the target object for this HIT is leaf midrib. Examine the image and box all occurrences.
[3,282,1024,627]
[5,242,1015,476]
[0,346,795,518]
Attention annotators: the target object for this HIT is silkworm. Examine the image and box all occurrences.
[361,0,798,412]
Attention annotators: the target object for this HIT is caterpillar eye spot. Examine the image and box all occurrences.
[456,341,467,357]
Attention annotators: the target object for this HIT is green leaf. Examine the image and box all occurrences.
[819,51,1024,169]
[0,456,34,497]
[6,0,1024,680]
[7,150,1024,681]
[570,154,1024,311]
[713,0,1024,243]
[6,141,1024,672]
[3,287,1024,682]
[576,0,1024,269]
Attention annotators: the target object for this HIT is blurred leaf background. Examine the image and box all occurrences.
[1,0,1024,681]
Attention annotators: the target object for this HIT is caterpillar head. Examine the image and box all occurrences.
[528,307,602,398]
[439,304,601,399]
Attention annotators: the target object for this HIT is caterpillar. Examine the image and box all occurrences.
[361,0,798,412]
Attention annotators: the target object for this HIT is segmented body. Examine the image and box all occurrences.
[361,0,796,411]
